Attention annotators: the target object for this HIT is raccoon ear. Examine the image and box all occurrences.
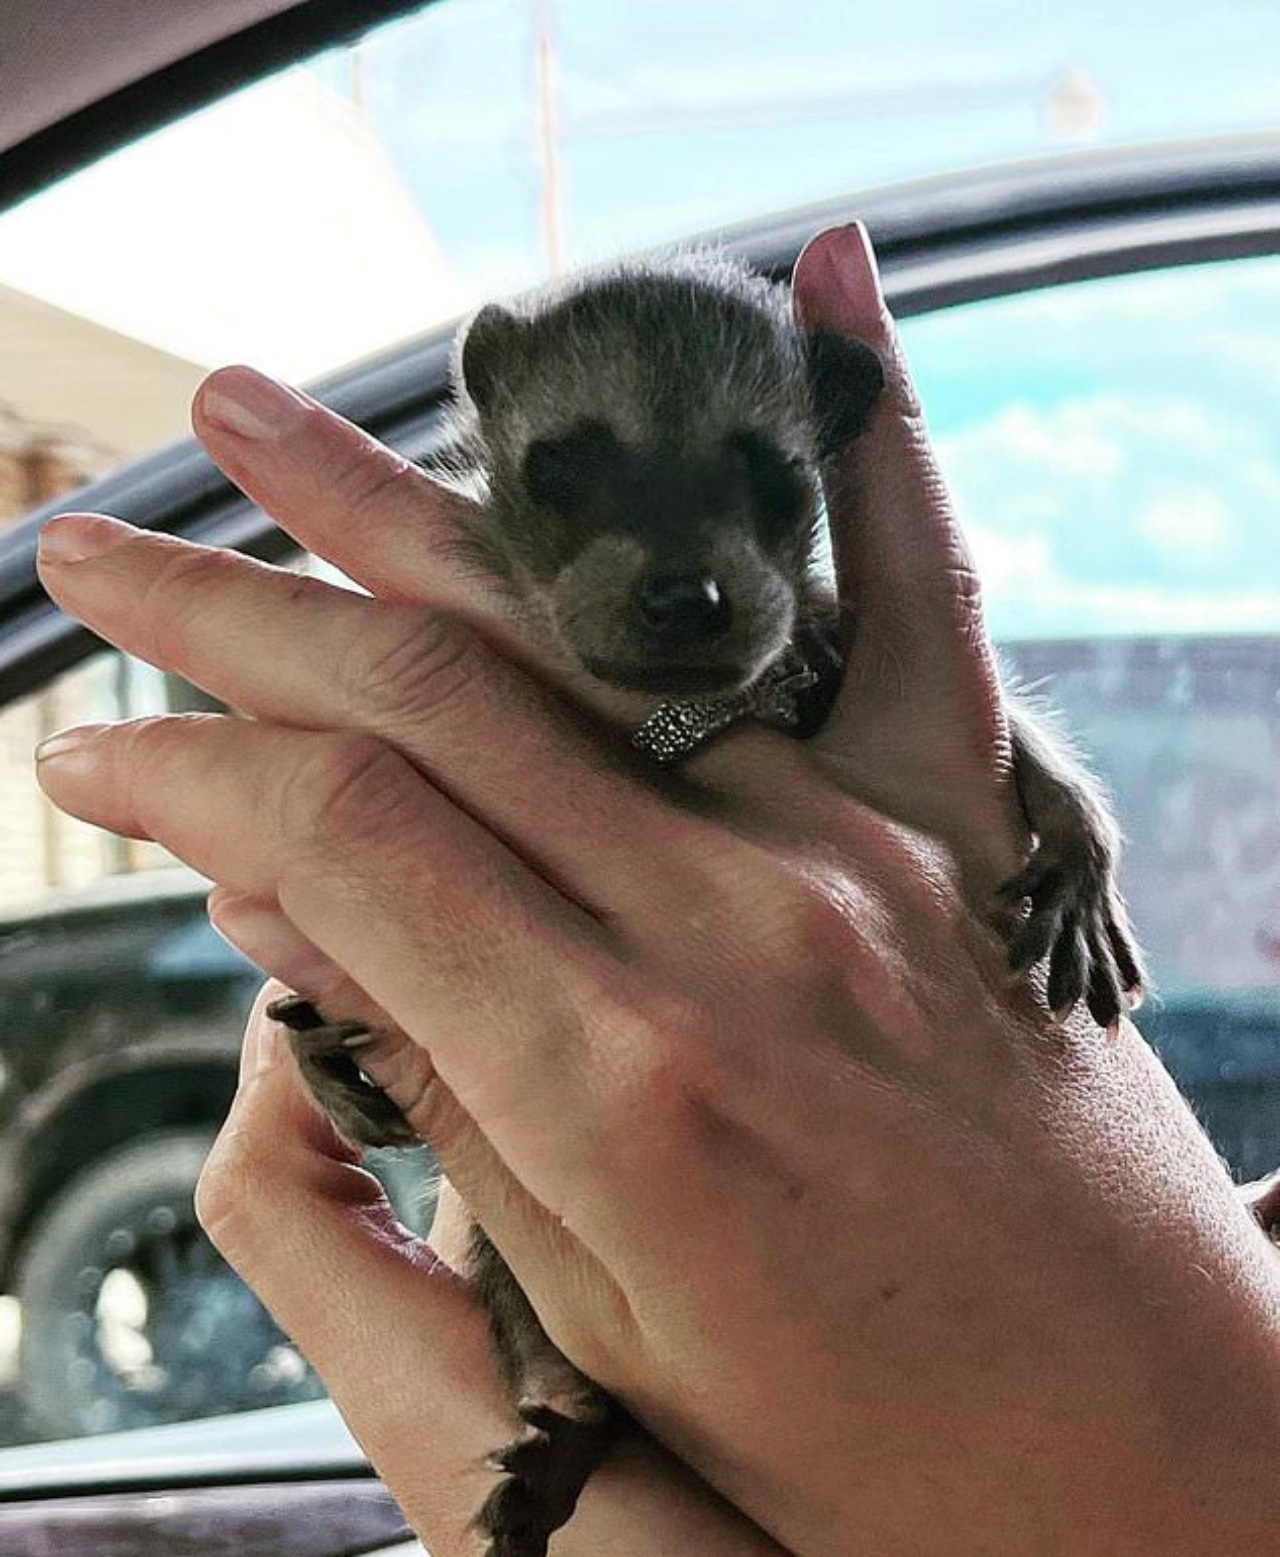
[805,330,886,458]
[459,304,528,414]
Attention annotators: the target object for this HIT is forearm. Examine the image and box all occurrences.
[962,1029,1280,1555]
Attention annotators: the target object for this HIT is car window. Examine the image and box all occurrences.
[1,0,1277,1460]
[0,634,434,1448]
[904,254,1280,1176]
[2,255,1274,1451]
[2,0,1277,523]
[0,647,318,1445]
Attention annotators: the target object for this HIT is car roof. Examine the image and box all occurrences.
[0,0,428,212]
[1,1,299,156]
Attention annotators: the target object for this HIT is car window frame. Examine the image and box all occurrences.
[0,0,435,214]
[0,135,1275,1495]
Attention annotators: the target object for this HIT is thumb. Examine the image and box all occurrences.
[195,988,519,1554]
[792,224,1022,878]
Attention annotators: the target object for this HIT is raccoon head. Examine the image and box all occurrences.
[456,262,882,705]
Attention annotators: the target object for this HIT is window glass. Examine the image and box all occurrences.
[904,255,1280,1176]
[1,0,1277,525]
[0,0,1276,1454]
[0,650,316,1446]
[0,636,433,1449]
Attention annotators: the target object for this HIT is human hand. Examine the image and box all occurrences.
[34,226,1280,1555]
[190,982,790,1557]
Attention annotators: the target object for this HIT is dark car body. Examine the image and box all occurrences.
[0,870,252,1285]
[0,869,434,1443]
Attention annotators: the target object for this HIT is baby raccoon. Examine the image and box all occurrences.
[272,251,1146,1557]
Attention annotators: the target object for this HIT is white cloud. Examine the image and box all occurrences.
[973,520,1280,635]
[966,527,1059,595]
[935,390,1280,637]
[1137,488,1234,558]
[945,400,1125,481]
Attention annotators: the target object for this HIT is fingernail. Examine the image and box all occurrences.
[241,1014,288,1082]
[823,223,885,327]
[39,513,135,566]
[795,222,888,337]
[34,724,109,772]
[845,222,885,312]
[198,366,309,441]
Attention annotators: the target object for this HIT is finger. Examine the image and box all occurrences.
[35,714,630,1220]
[564,1441,792,1557]
[792,222,990,688]
[37,513,705,918]
[203,991,785,1557]
[195,987,544,1557]
[792,227,1021,872]
[192,366,505,624]
[195,367,663,723]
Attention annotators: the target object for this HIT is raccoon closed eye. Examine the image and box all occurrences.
[523,420,624,520]
[726,428,813,543]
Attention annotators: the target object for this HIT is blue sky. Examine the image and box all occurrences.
[904,260,1280,637]
[313,0,1280,288]
[303,1,1280,642]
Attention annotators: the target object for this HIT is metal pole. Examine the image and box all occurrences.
[532,0,566,275]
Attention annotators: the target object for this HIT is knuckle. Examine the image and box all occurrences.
[194,1125,282,1264]
[348,610,483,732]
[112,713,220,831]
[740,860,873,979]
[599,984,720,1127]
[280,733,417,858]
[135,540,237,669]
[320,439,424,529]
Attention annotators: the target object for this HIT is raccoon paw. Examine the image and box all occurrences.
[476,1391,622,1557]
[266,994,418,1149]
[996,848,1147,1034]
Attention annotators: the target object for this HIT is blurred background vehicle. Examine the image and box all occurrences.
[0,869,297,1442]
[0,0,1276,1550]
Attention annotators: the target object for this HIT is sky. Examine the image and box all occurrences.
[903,259,1280,638]
[321,0,1280,288]
[0,0,1277,641]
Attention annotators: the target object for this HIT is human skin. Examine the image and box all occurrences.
[34,226,1280,1556]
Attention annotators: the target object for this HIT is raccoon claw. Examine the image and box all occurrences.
[266,993,368,1040]
[267,992,418,1149]
[996,855,1146,1035]
[476,1397,621,1557]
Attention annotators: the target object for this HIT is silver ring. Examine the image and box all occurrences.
[631,651,819,766]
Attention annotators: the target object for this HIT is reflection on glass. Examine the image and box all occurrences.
[3,0,1278,524]
[907,259,1280,1177]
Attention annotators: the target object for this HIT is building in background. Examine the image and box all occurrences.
[0,70,463,913]
[0,289,205,909]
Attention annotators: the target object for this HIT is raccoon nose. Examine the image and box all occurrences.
[635,575,732,646]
